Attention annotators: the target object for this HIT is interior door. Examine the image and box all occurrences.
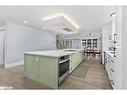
[0,29,4,66]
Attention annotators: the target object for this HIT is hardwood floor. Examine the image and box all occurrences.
[0,57,112,89]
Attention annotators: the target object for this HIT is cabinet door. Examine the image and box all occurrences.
[38,56,58,88]
[69,55,72,71]
[87,39,92,48]
[74,52,79,66]
[24,54,39,78]
[69,54,75,73]
[93,39,98,48]
[70,52,84,73]
[105,58,108,72]
[80,51,84,63]
[82,39,87,48]
[105,54,111,79]
[77,52,82,65]
[105,55,109,80]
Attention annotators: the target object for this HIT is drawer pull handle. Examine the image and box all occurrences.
[111,80,114,85]
[111,69,115,73]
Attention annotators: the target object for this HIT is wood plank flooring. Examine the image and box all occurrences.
[0,57,112,89]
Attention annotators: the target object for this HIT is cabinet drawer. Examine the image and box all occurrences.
[110,79,116,89]
[110,69,116,89]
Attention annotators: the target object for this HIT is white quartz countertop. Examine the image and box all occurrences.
[62,49,84,53]
[105,51,115,58]
[24,49,84,57]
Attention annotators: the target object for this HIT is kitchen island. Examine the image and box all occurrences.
[24,49,85,88]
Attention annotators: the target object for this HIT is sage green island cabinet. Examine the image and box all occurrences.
[24,51,69,89]
[69,53,75,73]
[24,49,85,88]
[68,50,85,73]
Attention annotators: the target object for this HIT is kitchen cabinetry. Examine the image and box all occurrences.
[105,52,116,89]
[103,6,125,89]
[81,38,98,49]
[24,49,85,88]
[24,55,39,78]
[69,53,75,73]
[82,39,87,48]
[24,54,58,89]
[93,39,97,48]
[111,14,116,42]
[69,50,85,73]
[87,39,92,48]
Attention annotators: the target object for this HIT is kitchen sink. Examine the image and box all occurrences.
[63,50,77,52]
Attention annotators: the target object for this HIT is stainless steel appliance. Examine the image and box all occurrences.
[58,55,69,84]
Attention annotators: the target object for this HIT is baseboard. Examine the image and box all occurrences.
[5,61,24,68]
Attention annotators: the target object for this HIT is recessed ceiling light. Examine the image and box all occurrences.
[42,27,46,30]
[24,21,27,24]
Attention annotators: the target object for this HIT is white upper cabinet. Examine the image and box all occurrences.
[111,14,116,42]
[81,38,98,50]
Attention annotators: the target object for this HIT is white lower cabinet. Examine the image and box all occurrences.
[105,52,116,89]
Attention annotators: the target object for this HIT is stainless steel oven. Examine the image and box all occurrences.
[58,55,69,84]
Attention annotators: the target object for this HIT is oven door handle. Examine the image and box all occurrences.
[59,59,69,64]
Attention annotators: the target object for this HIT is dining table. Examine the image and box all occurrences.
[85,48,98,57]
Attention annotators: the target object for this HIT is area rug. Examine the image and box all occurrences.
[71,64,89,79]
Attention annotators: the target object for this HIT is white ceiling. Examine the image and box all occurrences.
[0,6,115,32]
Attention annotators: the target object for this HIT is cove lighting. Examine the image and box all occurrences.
[42,13,80,29]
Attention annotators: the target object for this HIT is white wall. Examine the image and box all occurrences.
[81,32,101,39]
[102,23,111,51]
[5,22,56,65]
[121,6,127,89]
[0,28,4,65]
[72,39,81,49]
[63,30,101,41]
